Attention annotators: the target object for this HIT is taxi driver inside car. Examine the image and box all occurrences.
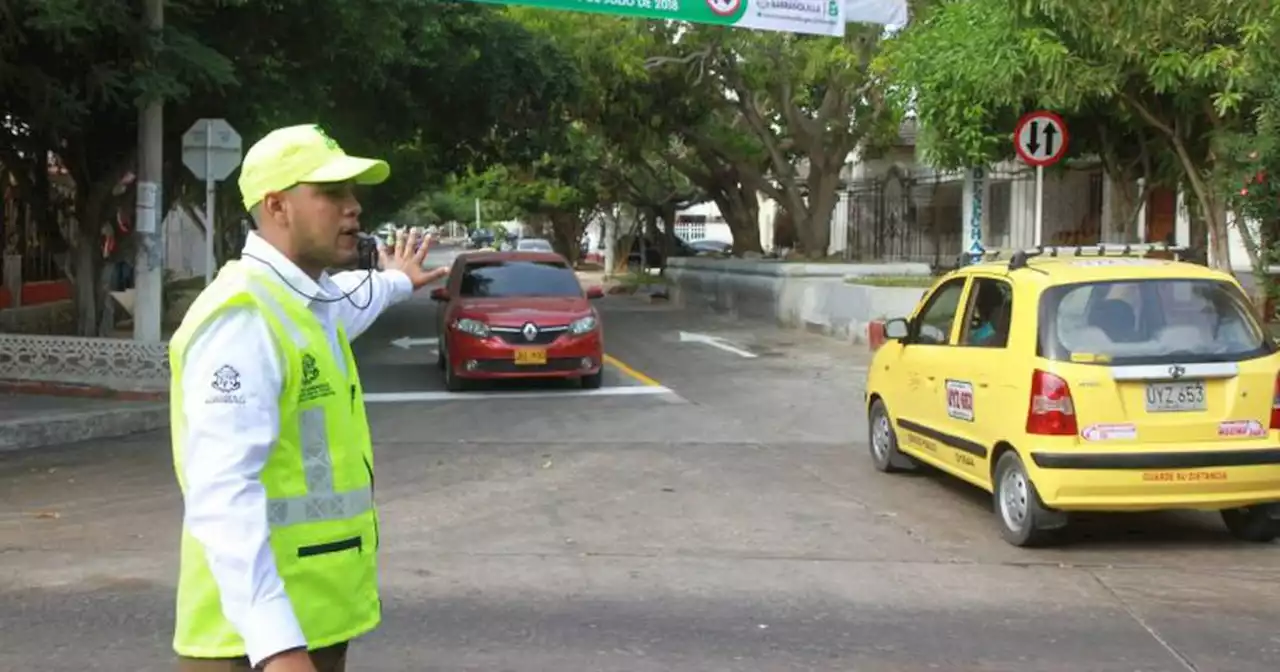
[864,245,1280,547]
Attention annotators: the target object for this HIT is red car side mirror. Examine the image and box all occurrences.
[430,287,449,302]
[586,286,605,299]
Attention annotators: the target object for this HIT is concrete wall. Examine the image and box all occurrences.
[666,257,930,344]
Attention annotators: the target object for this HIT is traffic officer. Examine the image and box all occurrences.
[169,124,447,672]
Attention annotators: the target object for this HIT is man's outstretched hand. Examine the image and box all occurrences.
[379,227,448,290]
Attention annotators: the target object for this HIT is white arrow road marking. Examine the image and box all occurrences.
[391,337,438,350]
[677,331,758,359]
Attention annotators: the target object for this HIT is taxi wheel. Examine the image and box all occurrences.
[581,371,603,389]
[1221,506,1280,543]
[993,451,1058,547]
[868,399,917,473]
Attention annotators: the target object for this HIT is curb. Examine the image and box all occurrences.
[0,402,170,454]
[0,379,167,402]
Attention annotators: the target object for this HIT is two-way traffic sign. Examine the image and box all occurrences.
[1014,111,1068,167]
[1014,110,1068,247]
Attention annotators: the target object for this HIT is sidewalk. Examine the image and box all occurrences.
[0,392,168,454]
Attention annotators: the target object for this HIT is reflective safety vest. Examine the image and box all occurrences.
[168,260,380,658]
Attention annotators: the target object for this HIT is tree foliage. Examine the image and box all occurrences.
[1,0,579,333]
[877,0,1280,270]
[675,24,901,257]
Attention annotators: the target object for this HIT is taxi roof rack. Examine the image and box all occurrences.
[1008,242,1195,270]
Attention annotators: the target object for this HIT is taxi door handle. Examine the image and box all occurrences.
[977,381,989,388]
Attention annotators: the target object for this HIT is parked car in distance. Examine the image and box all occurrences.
[689,239,732,256]
[516,237,554,252]
[627,235,698,271]
[431,251,605,391]
[865,244,1280,547]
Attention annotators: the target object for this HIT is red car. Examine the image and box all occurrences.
[431,251,605,391]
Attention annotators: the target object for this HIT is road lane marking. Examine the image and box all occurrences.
[391,337,438,349]
[677,331,757,358]
[364,385,676,403]
[603,353,662,387]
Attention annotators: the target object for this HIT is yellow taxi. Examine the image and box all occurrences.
[865,244,1280,547]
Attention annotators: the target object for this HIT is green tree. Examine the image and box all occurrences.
[1,0,233,335]
[456,122,608,263]
[877,0,1280,270]
[2,0,580,334]
[664,25,901,258]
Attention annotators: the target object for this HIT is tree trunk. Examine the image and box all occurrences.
[797,166,841,259]
[70,174,122,336]
[547,210,585,265]
[71,231,101,336]
[1169,134,1231,269]
[1105,173,1144,243]
[713,182,762,256]
[602,206,619,276]
[611,207,641,275]
[659,202,677,261]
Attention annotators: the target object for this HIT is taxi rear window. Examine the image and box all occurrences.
[1037,278,1274,365]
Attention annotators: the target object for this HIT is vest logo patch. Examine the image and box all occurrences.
[302,354,320,385]
[206,365,246,404]
[299,352,335,402]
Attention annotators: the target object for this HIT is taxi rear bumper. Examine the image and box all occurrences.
[1028,447,1280,512]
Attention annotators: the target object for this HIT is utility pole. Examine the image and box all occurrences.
[133,0,164,342]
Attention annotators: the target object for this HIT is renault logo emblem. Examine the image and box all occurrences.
[522,323,539,341]
[1168,365,1186,379]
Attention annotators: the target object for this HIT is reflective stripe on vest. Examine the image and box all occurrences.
[241,282,373,529]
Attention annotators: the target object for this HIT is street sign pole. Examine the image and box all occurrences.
[204,119,215,284]
[1014,111,1069,248]
[1034,165,1044,247]
[182,118,242,284]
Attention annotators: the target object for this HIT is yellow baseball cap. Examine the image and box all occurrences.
[238,124,390,210]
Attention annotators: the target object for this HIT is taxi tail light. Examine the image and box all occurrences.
[1026,369,1078,436]
[1270,372,1280,429]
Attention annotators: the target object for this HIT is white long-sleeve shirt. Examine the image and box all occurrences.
[178,232,413,666]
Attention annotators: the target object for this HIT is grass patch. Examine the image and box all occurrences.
[844,275,937,288]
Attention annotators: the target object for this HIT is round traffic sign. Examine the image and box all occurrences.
[1014,111,1069,167]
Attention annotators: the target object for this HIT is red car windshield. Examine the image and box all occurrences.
[459,260,582,298]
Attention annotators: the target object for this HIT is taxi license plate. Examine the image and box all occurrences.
[1145,380,1206,413]
[514,348,547,365]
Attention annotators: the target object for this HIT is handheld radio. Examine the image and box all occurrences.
[356,232,380,271]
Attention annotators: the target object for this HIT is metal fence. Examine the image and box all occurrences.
[837,163,1108,268]
[840,169,963,269]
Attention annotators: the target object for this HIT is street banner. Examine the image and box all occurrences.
[469,0,908,36]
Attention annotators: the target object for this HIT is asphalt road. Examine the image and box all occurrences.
[2,249,1279,671]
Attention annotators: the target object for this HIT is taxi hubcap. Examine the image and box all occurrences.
[1000,468,1030,531]
[872,413,891,461]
